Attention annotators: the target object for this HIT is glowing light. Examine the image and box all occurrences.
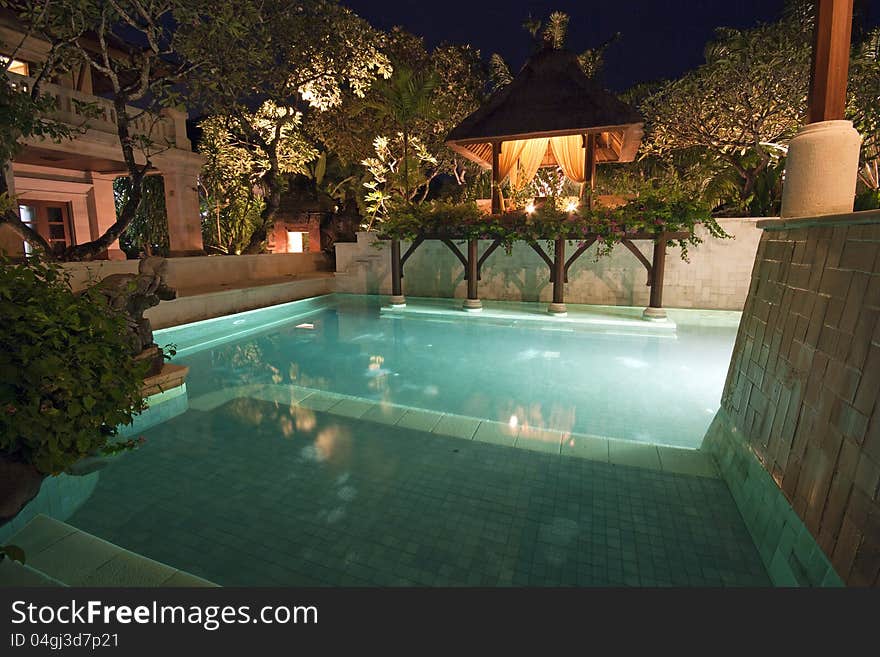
[296,323,314,329]
[565,200,579,213]
[525,203,536,214]
[509,415,519,428]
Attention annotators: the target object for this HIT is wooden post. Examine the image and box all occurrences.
[548,238,567,315]
[644,234,667,320]
[389,238,405,306]
[580,133,597,209]
[463,238,482,311]
[807,0,854,123]
[491,141,502,214]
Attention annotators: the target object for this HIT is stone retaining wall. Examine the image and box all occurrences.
[715,209,880,586]
[335,218,763,310]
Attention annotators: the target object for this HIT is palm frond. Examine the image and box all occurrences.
[489,53,513,91]
[543,11,569,49]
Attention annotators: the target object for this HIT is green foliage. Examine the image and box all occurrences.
[0,258,148,475]
[116,176,169,257]
[379,189,724,261]
[184,0,391,252]
[849,27,880,194]
[197,115,271,254]
[640,15,811,215]
[0,75,74,165]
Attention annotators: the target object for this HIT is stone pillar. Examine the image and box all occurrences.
[162,167,204,256]
[88,172,125,260]
[780,121,862,218]
[0,165,24,257]
[160,108,192,151]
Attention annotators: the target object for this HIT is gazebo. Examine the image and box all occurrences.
[446,47,644,215]
[389,47,686,317]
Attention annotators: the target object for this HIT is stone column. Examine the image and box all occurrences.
[88,172,125,260]
[162,167,205,256]
[780,0,861,219]
[780,121,862,218]
[0,165,24,257]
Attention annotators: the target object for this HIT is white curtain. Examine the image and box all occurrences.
[512,138,550,190]
[549,134,586,183]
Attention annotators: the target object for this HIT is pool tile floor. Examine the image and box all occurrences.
[65,399,769,587]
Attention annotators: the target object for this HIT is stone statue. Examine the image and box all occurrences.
[88,257,177,360]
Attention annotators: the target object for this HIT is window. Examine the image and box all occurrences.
[19,202,73,254]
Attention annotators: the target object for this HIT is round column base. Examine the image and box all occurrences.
[780,120,862,218]
[548,302,568,316]
[389,295,406,308]
[462,298,483,312]
[643,306,667,321]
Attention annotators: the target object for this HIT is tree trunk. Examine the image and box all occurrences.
[61,98,145,261]
[0,457,45,527]
[0,163,53,257]
[243,166,282,254]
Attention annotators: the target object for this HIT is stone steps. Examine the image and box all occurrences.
[0,515,216,587]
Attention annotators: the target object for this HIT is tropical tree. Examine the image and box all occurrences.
[640,14,812,215]
[184,0,391,253]
[849,27,880,208]
[116,175,168,257]
[307,27,488,217]
[197,115,269,255]
[489,10,620,91]
[3,0,237,260]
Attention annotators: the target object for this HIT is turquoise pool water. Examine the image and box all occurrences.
[55,294,769,586]
[161,294,738,449]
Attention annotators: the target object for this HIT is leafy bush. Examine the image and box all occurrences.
[0,258,149,474]
[379,189,727,261]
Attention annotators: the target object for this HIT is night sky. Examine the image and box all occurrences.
[342,0,879,91]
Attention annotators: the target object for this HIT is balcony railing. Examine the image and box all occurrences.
[7,71,181,150]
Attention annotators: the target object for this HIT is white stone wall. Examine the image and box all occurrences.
[335,218,765,310]
[62,252,328,292]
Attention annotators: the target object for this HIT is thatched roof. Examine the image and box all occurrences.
[446,48,644,168]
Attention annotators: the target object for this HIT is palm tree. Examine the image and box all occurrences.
[360,62,439,201]
[489,10,620,91]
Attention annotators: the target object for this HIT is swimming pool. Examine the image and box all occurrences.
[160,294,738,449]
[61,294,768,586]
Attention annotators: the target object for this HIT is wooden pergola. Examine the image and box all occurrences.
[389,47,683,317]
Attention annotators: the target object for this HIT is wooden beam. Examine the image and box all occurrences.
[390,239,402,298]
[581,133,597,209]
[439,238,468,273]
[807,0,854,123]
[564,237,597,281]
[467,239,479,299]
[621,239,654,285]
[527,241,555,278]
[552,238,566,304]
[477,238,504,277]
[399,236,425,277]
[649,235,668,310]
[491,141,502,214]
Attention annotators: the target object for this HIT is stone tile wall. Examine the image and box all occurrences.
[335,218,763,311]
[720,211,880,586]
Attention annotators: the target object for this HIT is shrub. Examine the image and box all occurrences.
[0,258,148,475]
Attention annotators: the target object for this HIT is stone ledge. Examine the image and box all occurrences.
[190,382,721,479]
[141,363,189,397]
[0,515,216,588]
[757,209,880,231]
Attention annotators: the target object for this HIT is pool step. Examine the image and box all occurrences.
[0,515,217,588]
[191,384,720,479]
